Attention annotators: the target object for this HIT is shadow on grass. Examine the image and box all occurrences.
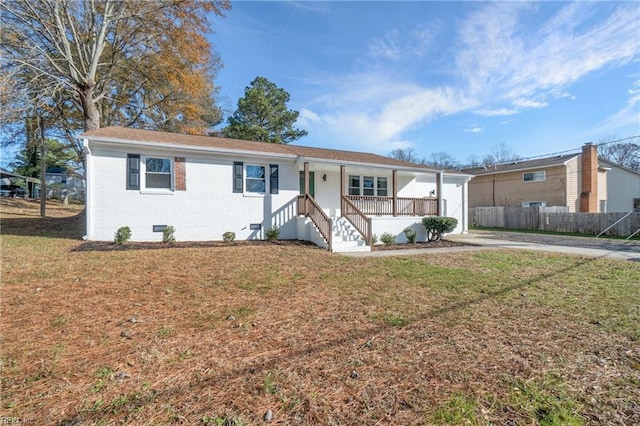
[0,210,85,240]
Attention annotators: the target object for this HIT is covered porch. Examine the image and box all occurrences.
[296,162,444,251]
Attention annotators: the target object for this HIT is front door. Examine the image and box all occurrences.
[299,171,315,198]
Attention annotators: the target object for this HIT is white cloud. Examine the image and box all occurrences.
[455,2,640,110]
[465,127,483,134]
[513,99,548,109]
[474,108,519,117]
[299,74,474,153]
[596,77,640,133]
[367,24,439,62]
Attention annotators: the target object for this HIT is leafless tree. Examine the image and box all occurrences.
[598,135,640,172]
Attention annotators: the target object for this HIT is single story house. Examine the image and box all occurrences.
[460,143,607,213]
[598,159,640,212]
[80,127,473,252]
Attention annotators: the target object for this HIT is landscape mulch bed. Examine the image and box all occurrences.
[371,239,471,251]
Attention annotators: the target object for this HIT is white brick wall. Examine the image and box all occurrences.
[87,144,300,241]
[86,141,470,243]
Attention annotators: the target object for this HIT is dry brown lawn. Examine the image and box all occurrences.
[1,198,639,425]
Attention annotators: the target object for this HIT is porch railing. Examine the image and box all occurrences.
[341,195,372,245]
[297,194,332,251]
[346,195,438,216]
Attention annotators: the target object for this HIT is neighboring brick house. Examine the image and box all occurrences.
[461,144,608,213]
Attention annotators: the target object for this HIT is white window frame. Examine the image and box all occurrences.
[348,175,361,196]
[377,177,388,196]
[348,174,389,196]
[245,164,267,194]
[143,156,173,191]
[523,171,546,182]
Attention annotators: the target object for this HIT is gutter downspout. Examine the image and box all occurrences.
[82,139,91,240]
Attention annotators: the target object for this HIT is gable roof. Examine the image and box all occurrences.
[599,159,640,176]
[459,153,580,176]
[81,126,449,173]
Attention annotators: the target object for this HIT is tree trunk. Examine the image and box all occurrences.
[80,86,100,131]
[39,116,46,218]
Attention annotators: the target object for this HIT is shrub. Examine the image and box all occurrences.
[162,226,176,244]
[265,227,280,241]
[371,234,378,245]
[422,216,458,241]
[403,228,417,244]
[380,232,395,246]
[222,231,236,243]
[114,226,131,245]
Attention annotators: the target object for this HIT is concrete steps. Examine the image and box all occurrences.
[330,217,371,253]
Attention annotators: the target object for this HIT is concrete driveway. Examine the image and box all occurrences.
[343,231,640,261]
[447,231,640,262]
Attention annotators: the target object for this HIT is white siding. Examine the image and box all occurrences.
[602,161,640,212]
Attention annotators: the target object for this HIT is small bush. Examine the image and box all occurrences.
[162,226,176,244]
[403,228,417,244]
[380,232,395,246]
[222,231,236,243]
[265,227,280,241]
[371,234,378,245]
[114,226,131,245]
[422,216,458,241]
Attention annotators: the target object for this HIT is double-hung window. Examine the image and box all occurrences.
[349,175,388,196]
[363,176,375,196]
[523,171,545,182]
[233,162,278,194]
[348,175,361,195]
[377,177,388,196]
[245,165,266,193]
[145,157,172,189]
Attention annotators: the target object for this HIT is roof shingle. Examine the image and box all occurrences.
[81,126,441,171]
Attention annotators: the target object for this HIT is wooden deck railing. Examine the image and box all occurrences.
[341,195,372,245]
[346,195,438,216]
[297,194,332,251]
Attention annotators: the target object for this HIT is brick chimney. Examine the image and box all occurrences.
[579,143,598,212]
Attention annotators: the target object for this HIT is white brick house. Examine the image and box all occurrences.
[81,127,472,252]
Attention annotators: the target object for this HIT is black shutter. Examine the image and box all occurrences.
[233,161,243,193]
[127,154,140,190]
[269,164,279,194]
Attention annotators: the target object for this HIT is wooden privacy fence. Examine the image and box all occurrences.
[471,207,640,238]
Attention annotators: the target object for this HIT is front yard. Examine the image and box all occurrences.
[1,200,639,425]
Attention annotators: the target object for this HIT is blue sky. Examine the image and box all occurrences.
[211,1,640,163]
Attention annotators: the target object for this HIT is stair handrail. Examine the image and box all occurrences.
[304,194,332,251]
[341,195,372,245]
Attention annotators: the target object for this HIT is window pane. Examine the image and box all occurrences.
[348,175,360,195]
[246,165,265,179]
[246,179,265,193]
[146,174,171,188]
[147,158,171,173]
[377,177,388,196]
[363,176,374,195]
[245,165,266,193]
[145,157,171,189]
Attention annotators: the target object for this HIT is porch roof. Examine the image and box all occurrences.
[81,127,470,176]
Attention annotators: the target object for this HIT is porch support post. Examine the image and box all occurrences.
[436,171,443,216]
[392,169,398,217]
[340,165,346,218]
[304,162,310,196]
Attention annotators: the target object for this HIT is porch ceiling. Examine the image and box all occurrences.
[296,159,436,177]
